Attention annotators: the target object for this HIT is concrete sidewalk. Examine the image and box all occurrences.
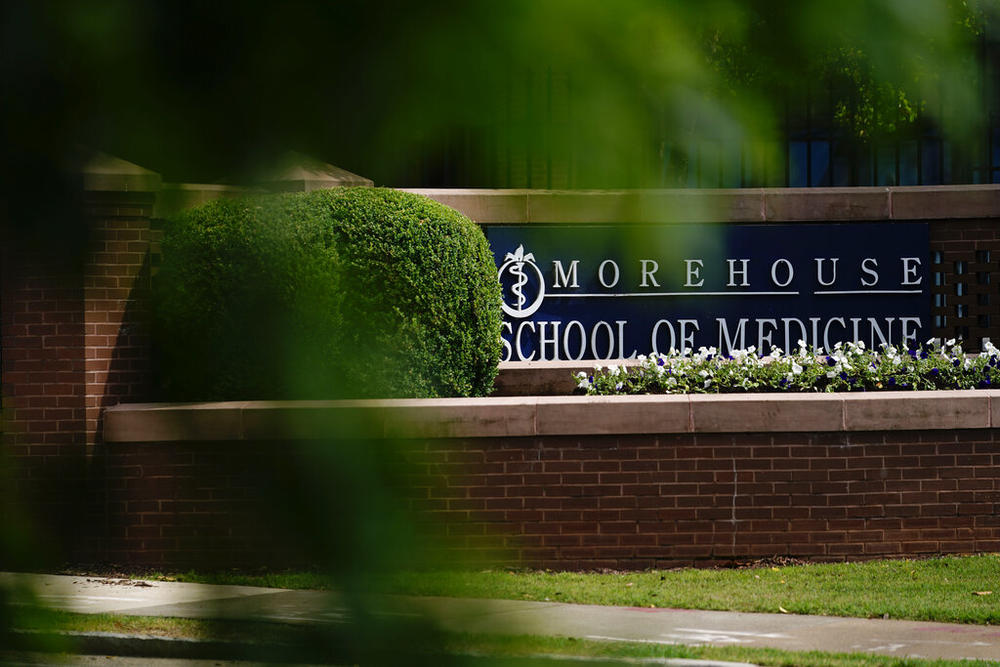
[3,572,1000,663]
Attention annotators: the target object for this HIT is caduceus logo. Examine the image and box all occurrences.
[498,244,545,318]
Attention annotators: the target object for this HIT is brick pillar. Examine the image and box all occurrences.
[1,242,88,557]
[1,153,159,559]
[83,190,157,443]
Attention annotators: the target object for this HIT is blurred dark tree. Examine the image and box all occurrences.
[0,1,995,662]
[0,0,994,203]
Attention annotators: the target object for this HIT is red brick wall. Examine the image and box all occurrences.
[405,431,1000,569]
[83,193,154,442]
[1,240,88,555]
[95,441,298,568]
[1,191,153,559]
[92,429,1000,569]
[93,438,416,569]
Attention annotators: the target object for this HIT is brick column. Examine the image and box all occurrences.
[79,154,160,442]
[1,153,159,558]
[83,190,157,443]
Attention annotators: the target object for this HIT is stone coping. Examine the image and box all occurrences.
[83,152,162,193]
[402,185,1000,223]
[104,390,1000,442]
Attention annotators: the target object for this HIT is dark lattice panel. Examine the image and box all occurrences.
[930,220,1000,350]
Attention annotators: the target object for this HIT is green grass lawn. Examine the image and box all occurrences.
[157,555,1000,625]
[373,555,1000,624]
[446,633,999,667]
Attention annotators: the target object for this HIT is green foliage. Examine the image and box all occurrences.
[703,1,985,143]
[579,339,999,395]
[153,187,502,400]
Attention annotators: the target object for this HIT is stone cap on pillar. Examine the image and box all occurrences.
[82,151,163,193]
[257,152,374,192]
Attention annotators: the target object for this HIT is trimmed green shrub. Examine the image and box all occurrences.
[153,187,502,400]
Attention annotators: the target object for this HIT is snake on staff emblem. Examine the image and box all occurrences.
[498,244,545,318]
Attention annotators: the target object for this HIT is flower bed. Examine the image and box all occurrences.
[578,339,999,395]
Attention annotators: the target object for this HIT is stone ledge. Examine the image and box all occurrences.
[406,185,1000,223]
[104,390,1000,442]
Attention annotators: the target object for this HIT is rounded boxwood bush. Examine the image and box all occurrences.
[153,187,502,400]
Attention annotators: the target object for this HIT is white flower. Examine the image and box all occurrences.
[792,362,803,375]
[607,365,619,375]
[946,338,956,347]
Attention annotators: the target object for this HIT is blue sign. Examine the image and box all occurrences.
[484,223,930,362]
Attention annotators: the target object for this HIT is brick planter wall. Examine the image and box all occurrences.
[100,394,1000,569]
[408,429,1000,569]
[92,439,300,567]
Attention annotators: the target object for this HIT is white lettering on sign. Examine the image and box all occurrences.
[598,260,620,288]
[726,259,750,287]
[552,260,579,288]
[494,227,929,361]
[684,259,704,287]
[901,257,922,285]
[640,259,660,287]
[815,258,839,286]
[501,314,928,361]
[771,259,794,287]
[861,258,879,286]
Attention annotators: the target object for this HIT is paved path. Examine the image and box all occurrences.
[4,572,1000,662]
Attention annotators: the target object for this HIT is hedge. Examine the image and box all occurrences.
[153,187,502,400]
